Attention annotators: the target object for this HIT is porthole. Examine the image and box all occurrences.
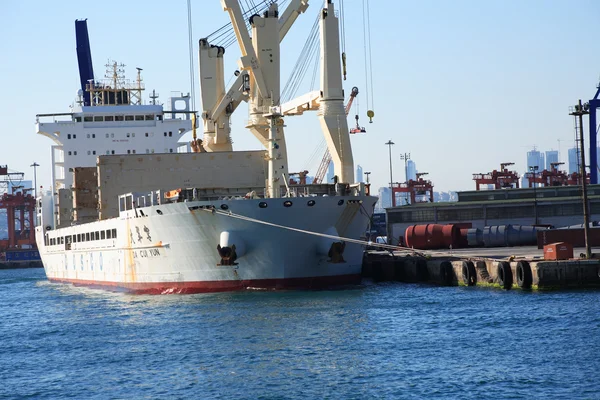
[259,202,268,208]
[283,200,293,207]
[156,209,163,215]
[307,200,316,207]
[220,204,229,210]
[337,199,344,206]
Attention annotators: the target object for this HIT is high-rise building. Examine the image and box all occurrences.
[376,187,392,210]
[526,149,544,171]
[545,150,559,171]
[568,147,580,174]
[356,165,363,183]
[326,162,334,183]
[406,160,417,181]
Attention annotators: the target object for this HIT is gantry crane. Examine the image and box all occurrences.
[313,87,364,184]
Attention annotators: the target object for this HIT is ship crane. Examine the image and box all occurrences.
[312,86,364,184]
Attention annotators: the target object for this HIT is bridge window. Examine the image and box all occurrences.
[75,117,82,122]
[92,134,95,138]
[169,131,172,137]
[86,233,90,241]
[107,229,112,239]
[88,151,91,155]
[73,134,76,139]
[164,132,167,137]
[112,229,117,238]
[145,114,153,120]
[132,150,136,154]
[125,115,134,121]
[145,132,149,137]
[94,116,103,122]
[101,231,105,240]
[115,115,124,121]
[127,133,130,137]
[84,116,93,122]
[127,150,131,154]
[67,134,71,139]
[111,150,115,155]
[131,132,135,137]
[105,116,114,122]
[135,115,144,121]
[92,151,96,155]
[68,151,72,156]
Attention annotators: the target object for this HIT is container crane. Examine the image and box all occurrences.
[313,87,364,184]
[472,162,520,190]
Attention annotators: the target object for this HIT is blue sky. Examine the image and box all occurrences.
[2,0,600,192]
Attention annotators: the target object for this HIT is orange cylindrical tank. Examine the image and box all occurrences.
[405,224,468,250]
[405,224,447,250]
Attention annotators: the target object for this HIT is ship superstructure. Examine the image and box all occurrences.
[35,4,377,293]
[36,61,192,192]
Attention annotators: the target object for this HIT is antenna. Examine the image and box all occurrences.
[150,89,159,105]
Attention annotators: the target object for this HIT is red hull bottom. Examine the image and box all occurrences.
[47,274,362,294]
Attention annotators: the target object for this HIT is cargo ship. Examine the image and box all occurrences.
[34,2,377,293]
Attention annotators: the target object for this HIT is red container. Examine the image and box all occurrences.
[543,242,573,260]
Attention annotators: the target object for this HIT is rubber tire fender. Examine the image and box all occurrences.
[516,261,532,289]
[416,259,429,282]
[461,261,477,286]
[497,261,513,290]
[439,261,453,286]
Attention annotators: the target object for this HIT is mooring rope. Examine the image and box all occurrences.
[200,207,426,256]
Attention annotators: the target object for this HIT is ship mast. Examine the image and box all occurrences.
[86,61,145,106]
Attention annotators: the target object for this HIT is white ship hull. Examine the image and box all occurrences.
[36,195,377,293]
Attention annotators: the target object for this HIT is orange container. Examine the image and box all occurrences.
[543,242,573,260]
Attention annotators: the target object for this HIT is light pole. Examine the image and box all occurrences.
[30,162,39,199]
[529,165,539,225]
[364,171,371,184]
[570,100,592,259]
[385,140,394,207]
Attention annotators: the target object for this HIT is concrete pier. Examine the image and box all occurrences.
[363,250,600,290]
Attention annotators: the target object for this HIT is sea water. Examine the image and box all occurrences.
[1,268,599,399]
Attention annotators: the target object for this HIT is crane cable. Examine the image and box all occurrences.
[280,10,321,103]
[362,0,375,123]
[339,0,347,80]
[187,0,195,113]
